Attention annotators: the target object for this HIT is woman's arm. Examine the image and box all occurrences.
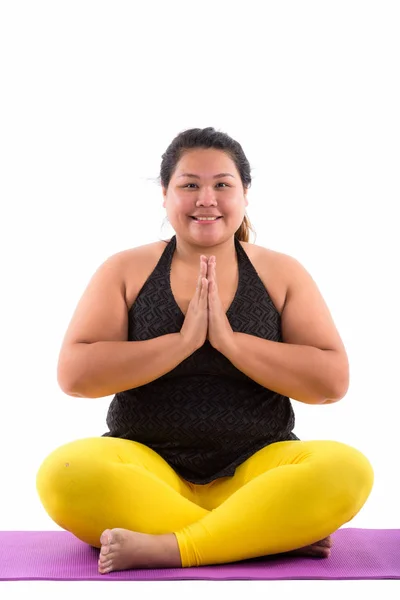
[221,253,349,405]
[61,335,194,399]
[57,252,193,398]
[222,336,346,405]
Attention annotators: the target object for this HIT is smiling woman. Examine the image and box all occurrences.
[160,144,251,266]
[36,127,374,574]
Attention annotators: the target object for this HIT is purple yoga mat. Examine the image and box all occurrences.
[0,528,399,581]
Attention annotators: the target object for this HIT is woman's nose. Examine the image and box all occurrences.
[197,190,217,205]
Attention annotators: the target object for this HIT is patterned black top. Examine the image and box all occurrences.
[103,235,299,484]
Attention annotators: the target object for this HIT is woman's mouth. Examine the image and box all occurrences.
[190,216,223,223]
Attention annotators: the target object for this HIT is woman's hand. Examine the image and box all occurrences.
[179,255,209,352]
[207,256,236,354]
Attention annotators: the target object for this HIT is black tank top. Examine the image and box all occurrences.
[103,235,299,484]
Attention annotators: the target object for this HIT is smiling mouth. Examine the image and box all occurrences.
[190,217,223,220]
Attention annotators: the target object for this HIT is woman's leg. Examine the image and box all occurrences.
[36,436,209,548]
[37,437,374,570]
[175,440,374,567]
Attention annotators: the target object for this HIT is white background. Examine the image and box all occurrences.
[1,1,399,597]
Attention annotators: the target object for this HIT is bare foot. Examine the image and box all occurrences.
[98,528,182,574]
[282,535,333,558]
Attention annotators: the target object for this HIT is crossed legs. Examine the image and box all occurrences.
[36,436,374,571]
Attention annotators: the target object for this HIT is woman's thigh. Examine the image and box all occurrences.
[196,439,374,510]
[37,436,192,496]
[36,436,207,545]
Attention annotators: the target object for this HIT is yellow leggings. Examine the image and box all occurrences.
[36,436,374,567]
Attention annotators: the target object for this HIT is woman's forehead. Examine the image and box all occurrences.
[175,149,237,176]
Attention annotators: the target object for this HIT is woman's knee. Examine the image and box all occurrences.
[36,438,97,502]
[36,437,125,506]
[316,440,375,519]
[326,440,374,486]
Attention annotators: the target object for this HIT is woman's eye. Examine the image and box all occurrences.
[183,183,228,189]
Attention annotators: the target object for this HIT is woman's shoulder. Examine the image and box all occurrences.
[242,239,295,271]
[106,238,295,315]
[112,238,294,273]
[107,240,171,308]
[243,241,307,314]
[111,237,294,268]
[107,239,167,265]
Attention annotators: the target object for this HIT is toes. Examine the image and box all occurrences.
[313,547,330,558]
[325,536,333,547]
[316,537,333,548]
[100,529,112,546]
[99,558,112,568]
[305,548,322,557]
[99,564,113,574]
[294,545,331,558]
[98,555,113,574]
[99,552,113,564]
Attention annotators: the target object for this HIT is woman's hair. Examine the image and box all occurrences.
[159,127,256,243]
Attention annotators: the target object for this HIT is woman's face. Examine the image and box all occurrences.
[162,148,248,242]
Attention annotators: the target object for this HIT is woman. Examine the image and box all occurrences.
[36,127,374,574]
